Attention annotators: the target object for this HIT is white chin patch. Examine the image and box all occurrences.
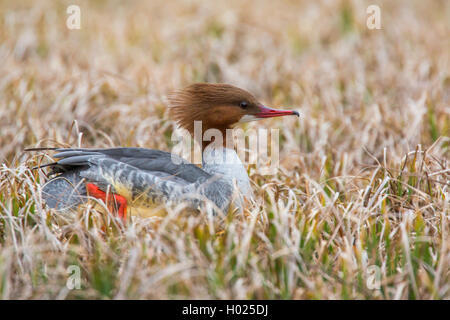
[238,115,261,123]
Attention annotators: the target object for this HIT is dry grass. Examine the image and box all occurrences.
[0,0,449,299]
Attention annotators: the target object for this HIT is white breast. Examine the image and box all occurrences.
[202,146,253,203]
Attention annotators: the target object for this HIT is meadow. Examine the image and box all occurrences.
[0,0,448,299]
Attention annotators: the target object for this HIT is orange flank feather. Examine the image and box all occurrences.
[86,183,128,221]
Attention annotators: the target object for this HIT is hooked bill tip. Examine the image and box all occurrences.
[292,110,300,117]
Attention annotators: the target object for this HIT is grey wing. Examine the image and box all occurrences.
[51,148,211,182]
[41,170,87,210]
[38,148,232,212]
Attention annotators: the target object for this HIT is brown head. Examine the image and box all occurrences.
[168,83,299,147]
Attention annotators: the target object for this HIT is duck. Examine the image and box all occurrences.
[27,83,299,221]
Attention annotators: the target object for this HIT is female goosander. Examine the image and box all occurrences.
[30,83,298,220]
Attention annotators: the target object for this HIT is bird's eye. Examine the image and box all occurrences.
[239,101,248,109]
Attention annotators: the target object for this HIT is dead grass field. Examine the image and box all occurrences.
[0,0,449,299]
